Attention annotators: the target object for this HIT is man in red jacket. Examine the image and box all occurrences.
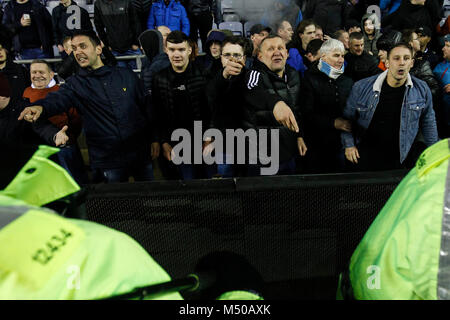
[23,59,88,184]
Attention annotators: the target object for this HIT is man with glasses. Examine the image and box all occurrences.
[207,36,248,177]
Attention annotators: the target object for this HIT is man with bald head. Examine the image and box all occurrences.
[157,25,171,49]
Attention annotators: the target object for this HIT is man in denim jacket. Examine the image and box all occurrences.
[147,0,190,36]
[342,42,438,171]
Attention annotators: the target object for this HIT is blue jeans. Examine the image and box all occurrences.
[57,144,89,185]
[97,163,154,183]
[19,48,49,60]
[111,48,141,70]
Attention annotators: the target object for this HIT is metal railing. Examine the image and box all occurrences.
[13,54,146,73]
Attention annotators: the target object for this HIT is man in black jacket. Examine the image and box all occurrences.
[151,31,211,180]
[303,0,349,36]
[51,0,93,57]
[19,30,158,183]
[2,0,54,59]
[300,39,353,173]
[0,38,30,100]
[182,0,221,52]
[94,0,141,69]
[344,31,381,82]
[243,35,307,176]
[206,35,247,177]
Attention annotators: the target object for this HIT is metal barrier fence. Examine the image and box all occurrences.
[13,54,146,73]
[83,170,407,299]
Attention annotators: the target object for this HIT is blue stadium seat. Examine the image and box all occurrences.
[220,0,244,15]
[218,21,243,36]
[46,0,59,14]
[223,13,240,22]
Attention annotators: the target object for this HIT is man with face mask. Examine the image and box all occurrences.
[19,30,158,184]
[342,42,438,171]
[300,39,354,173]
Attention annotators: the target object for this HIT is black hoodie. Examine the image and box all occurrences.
[139,29,170,96]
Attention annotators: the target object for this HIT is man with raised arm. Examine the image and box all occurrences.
[19,30,158,183]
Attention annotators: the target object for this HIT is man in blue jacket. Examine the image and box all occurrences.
[342,42,438,171]
[147,0,190,36]
[18,30,159,183]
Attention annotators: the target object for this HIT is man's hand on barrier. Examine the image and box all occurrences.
[151,142,160,160]
[54,125,69,147]
[18,105,43,123]
[273,101,299,133]
[345,146,360,164]
[297,137,307,156]
[162,142,173,161]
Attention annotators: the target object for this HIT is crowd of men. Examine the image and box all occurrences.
[1,0,450,183]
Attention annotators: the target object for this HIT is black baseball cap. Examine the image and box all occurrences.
[249,24,272,36]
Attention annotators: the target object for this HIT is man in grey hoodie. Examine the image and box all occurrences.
[361,12,382,57]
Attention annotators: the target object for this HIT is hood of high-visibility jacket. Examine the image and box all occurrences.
[0,146,182,300]
[339,139,450,300]
[1,145,79,206]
